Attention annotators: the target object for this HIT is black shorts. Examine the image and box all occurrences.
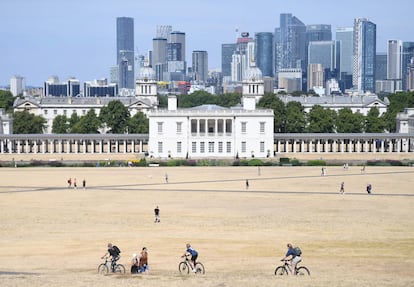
[191,254,198,262]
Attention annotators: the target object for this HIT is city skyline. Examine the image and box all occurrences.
[1,0,413,86]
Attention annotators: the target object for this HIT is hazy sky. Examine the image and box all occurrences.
[1,0,413,86]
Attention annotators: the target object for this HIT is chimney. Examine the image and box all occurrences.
[242,95,256,110]
[168,95,177,111]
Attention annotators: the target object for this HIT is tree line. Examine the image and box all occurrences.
[1,90,413,134]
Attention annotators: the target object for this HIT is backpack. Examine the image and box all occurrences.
[293,246,302,256]
[113,245,121,255]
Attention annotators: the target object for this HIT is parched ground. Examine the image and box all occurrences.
[0,165,413,287]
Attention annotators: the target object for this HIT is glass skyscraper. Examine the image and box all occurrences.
[116,17,135,89]
[221,43,237,78]
[192,50,208,83]
[353,18,376,93]
[402,42,414,90]
[255,32,274,77]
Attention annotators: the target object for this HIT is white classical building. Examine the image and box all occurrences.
[147,65,274,159]
[13,65,158,134]
[0,109,13,134]
[277,93,389,116]
[396,108,414,133]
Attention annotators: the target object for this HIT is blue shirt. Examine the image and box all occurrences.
[187,247,198,256]
[286,247,296,258]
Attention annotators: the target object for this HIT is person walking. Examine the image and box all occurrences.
[73,178,77,190]
[82,179,86,190]
[366,183,372,194]
[339,182,345,194]
[245,179,249,190]
[154,206,160,223]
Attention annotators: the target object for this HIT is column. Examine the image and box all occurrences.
[340,140,344,153]
[83,140,86,154]
[316,140,320,153]
[124,140,127,153]
[17,140,21,154]
[277,141,281,153]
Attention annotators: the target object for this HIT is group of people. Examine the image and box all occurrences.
[67,178,86,190]
[101,242,200,274]
[339,182,373,194]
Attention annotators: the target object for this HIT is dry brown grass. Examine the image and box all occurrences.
[0,166,413,287]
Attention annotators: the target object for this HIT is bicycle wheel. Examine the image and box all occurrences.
[114,264,126,274]
[274,266,288,276]
[296,266,310,276]
[179,262,189,274]
[98,263,109,274]
[195,262,205,274]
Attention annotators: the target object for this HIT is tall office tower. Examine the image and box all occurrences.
[255,32,274,77]
[192,50,208,83]
[308,41,340,78]
[274,13,307,74]
[116,17,134,89]
[221,43,237,79]
[10,75,25,96]
[169,31,186,62]
[306,24,332,42]
[387,40,403,92]
[307,63,324,91]
[407,58,414,91]
[152,37,167,81]
[376,53,387,80]
[353,18,376,93]
[402,42,414,90]
[336,27,354,81]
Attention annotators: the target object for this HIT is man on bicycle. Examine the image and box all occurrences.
[182,243,198,272]
[281,243,301,275]
[101,243,121,272]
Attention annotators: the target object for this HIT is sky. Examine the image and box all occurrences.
[1,0,413,87]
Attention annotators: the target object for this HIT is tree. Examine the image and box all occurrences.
[52,115,69,133]
[128,112,149,133]
[13,111,46,133]
[99,100,130,133]
[69,112,80,130]
[306,105,336,133]
[382,92,414,132]
[335,108,365,133]
[71,109,100,133]
[365,107,385,133]
[285,101,306,133]
[257,93,286,133]
[0,90,14,113]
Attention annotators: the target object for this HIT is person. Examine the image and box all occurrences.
[73,178,77,189]
[101,243,121,272]
[138,247,149,273]
[340,182,345,194]
[82,179,86,190]
[165,173,169,183]
[67,178,72,188]
[281,243,302,275]
[366,183,372,194]
[154,206,160,223]
[130,253,139,274]
[182,243,198,272]
[245,179,249,190]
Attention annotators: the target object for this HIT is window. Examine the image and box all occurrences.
[226,142,231,153]
[192,142,196,153]
[218,142,223,153]
[176,122,182,133]
[260,122,265,133]
[157,122,163,133]
[199,119,206,134]
[241,141,246,153]
[226,119,232,133]
[63,110,67,115]
[217,119,224,134]
[200,142,205,153]
[54,110,58,115]
[208,119,215,134]
[191,119,197,134]
[260,141,265,153]
[208,142,214,153]
[44,110,48,115]
[241,122,247,133]
[157,142,163,153]
[177,142,182,153]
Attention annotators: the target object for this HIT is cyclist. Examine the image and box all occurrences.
[182,243,198,272]
[101,243,121,272]
[281,243,301,275]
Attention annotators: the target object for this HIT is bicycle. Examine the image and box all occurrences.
[274,259,310,276]
[98,257,126,274]
[178,254,205,275]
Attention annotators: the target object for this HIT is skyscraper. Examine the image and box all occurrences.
[336,27,354,76]
[116,17,134,89]
[192,50,208,83]
[10,75,25,96]
[221,43,237,78]
[402,42,414,90]
[387,40,403,80]
[308,41,340,73]
[255,32,274,77]
[353,18,376,93]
